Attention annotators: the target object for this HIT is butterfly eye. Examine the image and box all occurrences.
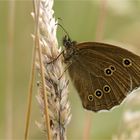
[64,40,71,47]
[122,58,132,67]
[88,94,94,101]
[94,89,103,99]
[104,68,113,76]
[109,65,116,71]
[103,85,111,93]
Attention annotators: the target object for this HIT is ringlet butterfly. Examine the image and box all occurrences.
[57,25,140,112]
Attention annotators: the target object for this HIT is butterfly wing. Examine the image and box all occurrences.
[68,42,140,112]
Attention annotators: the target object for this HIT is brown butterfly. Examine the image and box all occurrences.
[62,35,140,112]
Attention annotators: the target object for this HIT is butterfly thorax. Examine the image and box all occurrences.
[63,35,79,63]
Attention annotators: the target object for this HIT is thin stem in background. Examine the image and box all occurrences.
[34,0,51,139]
[95,0,107,42]
[5,0,15,139]
[24,45,36,140]
[24,6,37,140]
[83,0,108,140]
[24,0,40,139]
[24,0,39,139]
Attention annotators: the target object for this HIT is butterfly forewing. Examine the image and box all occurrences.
[67,42,140,112]
[76,42,140,89]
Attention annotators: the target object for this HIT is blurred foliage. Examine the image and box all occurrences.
[1,0,140,140]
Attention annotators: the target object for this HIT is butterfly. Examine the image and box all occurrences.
[62,35,140,112]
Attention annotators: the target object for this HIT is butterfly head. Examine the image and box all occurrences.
[63,35,76,49]
[63,35,73,48]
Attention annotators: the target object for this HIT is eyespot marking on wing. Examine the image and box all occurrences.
[88,94,94,101]
[94,89,103,99]
[109,65,116,71]
[122,58,132,67]
[103,85,111,93]
[104,68,113,76]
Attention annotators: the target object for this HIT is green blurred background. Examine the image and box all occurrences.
[1,0,140,140]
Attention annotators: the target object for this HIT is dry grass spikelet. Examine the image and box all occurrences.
[33,0,71,139]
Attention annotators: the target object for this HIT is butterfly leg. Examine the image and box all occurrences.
[58,61,72,80]
[47,50,64,64]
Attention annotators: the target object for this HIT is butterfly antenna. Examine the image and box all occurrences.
[57,17,63,21]
[56,23,71,39]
